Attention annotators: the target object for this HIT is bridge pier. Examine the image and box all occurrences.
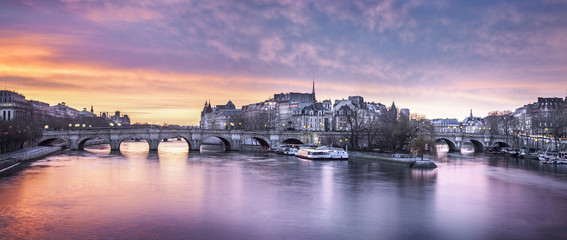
[190,140,201,151]
[70,140,80,151]
[230,140,241,151]
[110,140,121,151]
[148,139,160,151]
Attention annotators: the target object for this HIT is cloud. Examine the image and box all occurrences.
[1,0,566,124]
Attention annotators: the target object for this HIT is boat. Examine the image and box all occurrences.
[273,144,300,155]
[282,147,299,155]
[538,151,567,164]
[295,147,348,160]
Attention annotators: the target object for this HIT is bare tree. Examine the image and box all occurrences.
[344,107,367,150]
[547,107,567,150]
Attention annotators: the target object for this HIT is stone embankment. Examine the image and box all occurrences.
[350,152,437,168]
[0,146,62,175]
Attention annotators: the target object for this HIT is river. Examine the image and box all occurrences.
[1,140,567,240]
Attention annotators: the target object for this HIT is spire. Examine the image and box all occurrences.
[90,105,94,113]
[312,79,316,102]
[470,109,473,118]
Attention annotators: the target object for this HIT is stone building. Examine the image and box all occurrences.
[332,96,387,131]
[292,102,332,131]
[0,90,30,121]
[431,118,460,133]
[461,110,484,134]
[200,100,242,129]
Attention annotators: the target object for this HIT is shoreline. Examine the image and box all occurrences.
[349,151,437,168]
[0,146,63,175]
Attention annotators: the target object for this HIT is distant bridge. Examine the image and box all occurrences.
[37,127,347,152]
[433,132,512,152]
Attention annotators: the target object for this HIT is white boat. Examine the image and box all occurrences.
[538,151,567,164]
[282,147,298,155]
[295,147,348,160]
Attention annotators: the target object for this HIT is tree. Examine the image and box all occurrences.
[547,107,567,150]
[410,133,438,160]
[344,107,366,150]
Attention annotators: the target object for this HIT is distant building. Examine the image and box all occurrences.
[200,100,242,129]
[461,110,484,134]
[0,90,30,121]
[51,102,80,119]
[108,110,130,126]
[400,108,410,121]
[529,97,565,136]
[332,96,387,131]
[79,106,96,118]
[292,102,332,131]
[431,118,460,133]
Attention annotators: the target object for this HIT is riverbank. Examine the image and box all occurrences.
[0,146,63,175]
[349,151,437,168]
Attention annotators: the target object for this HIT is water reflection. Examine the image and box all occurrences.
[1,146,567,239]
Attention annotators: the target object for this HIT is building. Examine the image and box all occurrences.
[292,102,332,131]
[200,100,242,129]
[51,102,80,119]
[400,108,410,121]
[461,110,484,134]
[431,118,460,133]
[528,97,566,138]
[108,110,131,126]
[0,90,31,121]
[79,106,96,118]
[332,96,387,131]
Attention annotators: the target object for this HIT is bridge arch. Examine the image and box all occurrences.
[201,136,232,151]
[435,138,458,152]
[494,142,510,148]
[468,139,485,152]
[77,137,110,150]
[38,137,70,148]
[158,135,192,151]
[242,137,271,151]
[282,138,304,145]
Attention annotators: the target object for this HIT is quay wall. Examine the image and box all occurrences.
[349,152,437,168]
[0,146,62,175]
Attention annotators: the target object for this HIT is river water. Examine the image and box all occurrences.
[1,140,567,240]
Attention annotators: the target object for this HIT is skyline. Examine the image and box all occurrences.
[1,0,566,124]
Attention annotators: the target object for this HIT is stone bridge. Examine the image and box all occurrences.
[433,132,512,152]
[36,127,513,152]
[37,127,347,152]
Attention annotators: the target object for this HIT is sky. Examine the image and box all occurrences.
[1,0,566,125]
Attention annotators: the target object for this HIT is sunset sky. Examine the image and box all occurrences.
[1,0,566,125]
